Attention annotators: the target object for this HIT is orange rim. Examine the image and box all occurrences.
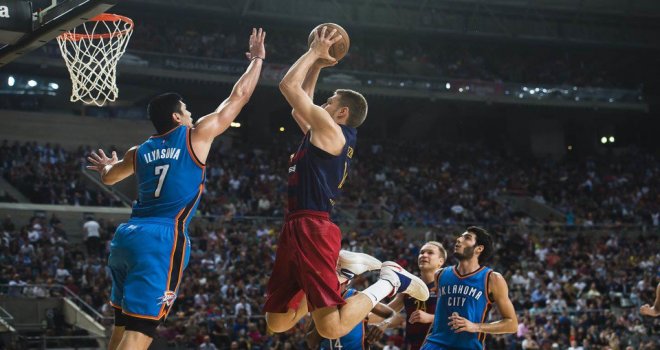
[59,13,134,42]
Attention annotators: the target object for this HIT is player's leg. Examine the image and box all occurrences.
[116,221,184,349]
[311,293,375,339]
[116,332,152,350]
[108,326,124,350]
[264,220,308,332]
[268,249,383,335]
[266,249,383,332]
[116,319,158,350]
[108,308,126,350]
[312,260,430,339]
[265,292,309,332]
[107,224,129,350]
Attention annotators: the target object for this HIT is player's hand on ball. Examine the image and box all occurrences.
[245,27,266,61]
[409,310,434,324]
[448,312,479,333]
[310,26,342,65]
[314,58,337,69]
[87,149,118,173]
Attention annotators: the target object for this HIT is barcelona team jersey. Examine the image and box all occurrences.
[424,266,493,350]
[320,288,367,350]
[131,125,205,229]
[404,281,437,350]
[287,125,357,213]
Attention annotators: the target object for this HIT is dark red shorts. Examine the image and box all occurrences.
[263,210,345,313]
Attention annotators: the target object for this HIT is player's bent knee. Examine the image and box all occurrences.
[265,312,293,333]
[124,315,160,339]
[315,322,344,340]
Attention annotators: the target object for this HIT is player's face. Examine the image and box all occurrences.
[454,232,477,261]
[321,94,343,123]
[177,102,193,127]
[418,244,444,271]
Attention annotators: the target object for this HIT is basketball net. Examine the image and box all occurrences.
[56,14,133,107]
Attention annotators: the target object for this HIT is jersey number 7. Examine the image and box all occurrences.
[154,164,170,198]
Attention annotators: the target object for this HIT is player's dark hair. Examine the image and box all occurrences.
[148,92,183,134]
[335,89,368,128]
[467,226,493,264]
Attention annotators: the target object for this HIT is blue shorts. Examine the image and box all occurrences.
[108,217,191,320]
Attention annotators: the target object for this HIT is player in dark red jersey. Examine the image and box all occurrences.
[369,242,446,350]
[264,26,430,340]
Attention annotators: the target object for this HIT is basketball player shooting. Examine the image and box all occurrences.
[264,25,430,340]
[86,28,266,350]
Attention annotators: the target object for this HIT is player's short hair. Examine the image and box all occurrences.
[335,89,367,128]
[425,241,447,260]
[148,92,183,134]
[467,226,493,264]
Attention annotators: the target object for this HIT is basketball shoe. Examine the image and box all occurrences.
[337,250,382,283]
[380,261,430,301]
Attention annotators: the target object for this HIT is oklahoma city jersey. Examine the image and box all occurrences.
[287,125,356,213]
[132,125,205,225]
[108,124,205,320]
[424,266,493,350]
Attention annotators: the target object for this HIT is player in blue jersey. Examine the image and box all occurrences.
[86,28,266,350]
[421,227,518,350]
[264,26,430,340]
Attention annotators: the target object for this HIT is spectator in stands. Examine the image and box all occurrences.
[199,335,218,350]
[82,216,101,257]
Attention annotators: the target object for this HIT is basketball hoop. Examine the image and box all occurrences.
[56,14,134,106]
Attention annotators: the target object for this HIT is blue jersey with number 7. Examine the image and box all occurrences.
[131,125,205,228]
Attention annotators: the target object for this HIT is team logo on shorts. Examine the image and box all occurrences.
[157,290,177,307]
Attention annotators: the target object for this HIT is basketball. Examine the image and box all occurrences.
[307,23,350,62]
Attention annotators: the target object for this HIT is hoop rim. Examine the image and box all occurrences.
[58,13,134,42]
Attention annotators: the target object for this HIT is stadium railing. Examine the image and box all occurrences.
[0,284,113,326]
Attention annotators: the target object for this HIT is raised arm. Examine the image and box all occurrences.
[291,59,336,133]
[191,28,266,163]
[279,26,345,155]
[448,272,518,335]
[87,147,137,185]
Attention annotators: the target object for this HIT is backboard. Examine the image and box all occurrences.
[0,0,116,66]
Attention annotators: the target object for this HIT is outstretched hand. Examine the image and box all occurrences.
[245,27,266,61]
[86,149,118,174]
[309,26,342,66]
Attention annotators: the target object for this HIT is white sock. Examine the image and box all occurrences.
[361,279,395,308]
